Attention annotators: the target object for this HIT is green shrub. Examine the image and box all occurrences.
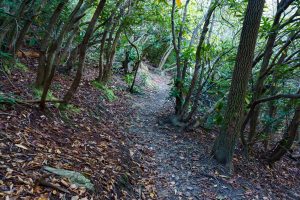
[140,73,149,87]
[124,74,134,86]
[33,88,57,100]
[0,92,17,105]
[59,104,81,114]
[91,81,117,102]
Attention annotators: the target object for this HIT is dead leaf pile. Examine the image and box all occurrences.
[0,64,153,199]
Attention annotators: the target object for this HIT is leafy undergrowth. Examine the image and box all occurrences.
[0,60,153,199]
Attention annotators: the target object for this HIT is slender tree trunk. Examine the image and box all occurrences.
[61,0,107,105]
[129,60,141,93]
[101,24,123,84]
[122,49,130,74]
[0,0,32,47]
[97,22,111,81]
[40,0,84,109]
[65,45,78,73]
[96,3,122,81]
[263,48,288,150]
[125,31,141,93]
[179,0,218,119]
[212,0,265,168]
[267,104,300,163]
[59,27,79,65]
[35,1,68,87]
[171,0,182,114]
[248,0,294,143]
[158,44,173,70]
[11,0,48,56]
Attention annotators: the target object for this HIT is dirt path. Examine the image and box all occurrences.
[127,72,244,199]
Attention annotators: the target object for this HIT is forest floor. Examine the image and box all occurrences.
[0,59,300,199]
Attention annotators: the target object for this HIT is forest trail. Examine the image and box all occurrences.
[126,70,243,199]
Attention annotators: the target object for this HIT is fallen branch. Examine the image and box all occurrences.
[37,178,71,194]
[0,112,18,117]
[18,99,65,104]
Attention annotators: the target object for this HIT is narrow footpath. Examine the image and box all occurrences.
[126,71,244,199]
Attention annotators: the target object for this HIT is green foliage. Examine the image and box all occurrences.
[33,88,57,101]
[124,74,134,86]
[59,104,81,114]
[130,85,144,94]
[0,51,12,59]
[169,85,179,99]
[0,92,17,105]
[15,61,28,72]
[140,72,149,87]
[214,113,223,125]
[91,81,117,102]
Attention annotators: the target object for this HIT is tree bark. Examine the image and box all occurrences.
[212,0,265,168]
[158,44,173,70]
[1,0,32,48]
[12,0,48,55]
[61,0,107,105]
[122,49,130,74]
[97,25,110,81]
[101,24,123,84]
[179,0,218,119]
[39,0,84,109]
[267,104,300,163]
[248,0,295,143]
[35,1,68,87]
[171,0,182,114]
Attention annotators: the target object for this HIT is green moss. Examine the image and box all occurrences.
[59,104,81,114]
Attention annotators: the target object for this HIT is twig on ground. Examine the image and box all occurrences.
[0,112,18,117]
[37,178,71,194]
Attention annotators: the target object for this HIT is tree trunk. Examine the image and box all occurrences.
[59,26,79,66]
[158,44,173,70]
[129,61,141,93]
[179,0,218,119]
[96,28,108,81]
[212,0,265,168]
[39,0,84,109]
[35,1,68,88]
[1,0,32,48]
[171,0,191,114]
[248,0,294,143]
[65,46,78,74]
[61,0,107,105]
[267,105,300,163]
[101,24,123,84]
[122,49,130,74]
[263,48,288,150]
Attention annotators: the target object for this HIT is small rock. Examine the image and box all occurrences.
[187,186,193,190]
[185,192,191,197]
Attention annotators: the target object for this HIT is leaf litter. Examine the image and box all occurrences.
[0,59,300,199]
